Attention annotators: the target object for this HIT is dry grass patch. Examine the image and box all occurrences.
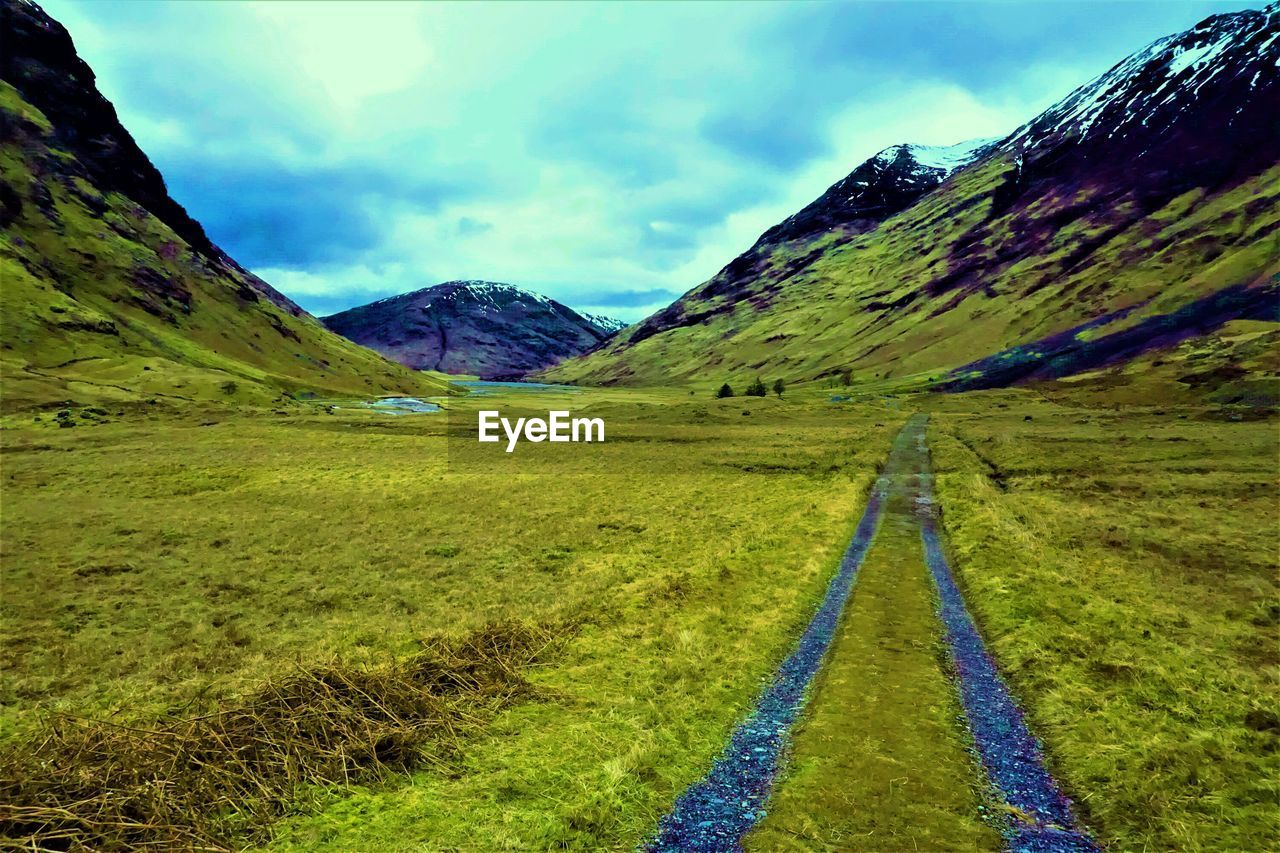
[0,623,561,850]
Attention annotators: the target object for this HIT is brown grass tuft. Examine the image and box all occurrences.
[0,622,561,851]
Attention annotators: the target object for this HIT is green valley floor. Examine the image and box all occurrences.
[0,386,1275,850]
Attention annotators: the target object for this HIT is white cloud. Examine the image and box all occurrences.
[252,81,1072,317]
[250,4,431,121]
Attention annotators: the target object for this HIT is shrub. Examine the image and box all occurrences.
[715,383,734,399]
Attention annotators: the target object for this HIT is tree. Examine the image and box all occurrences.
[839,369,853,387]
[745,377,768,397]
[715,383,734,399]
[773,378,785,398]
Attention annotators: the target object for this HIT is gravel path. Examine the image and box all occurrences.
[914,424,1098,852]
[644,422,915,851]
[645,415,1098,852]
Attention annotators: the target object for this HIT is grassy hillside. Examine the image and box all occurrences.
[0,81,450,411]
[546,151,1279,391]
[547,8,1280,393]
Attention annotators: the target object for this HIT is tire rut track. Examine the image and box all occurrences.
[914,422,1097,852]
[646,419,917,851]
[646,415,1098,852]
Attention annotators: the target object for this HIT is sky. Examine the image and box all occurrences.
[44,0,1263,321]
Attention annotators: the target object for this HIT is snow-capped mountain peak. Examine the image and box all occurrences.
[580,312,627,335]
[435,280,553,311]
[324,280,623,378]
[1004,2,1278,152]
[875,138,999,176]
[748,136,996,249]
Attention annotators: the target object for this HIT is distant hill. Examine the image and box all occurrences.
[323,281,625,379]
[0,0,451,411]
[546,4,1279,390]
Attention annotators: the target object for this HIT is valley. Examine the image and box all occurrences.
[1,388,1274,850]
[2,0,1277,850]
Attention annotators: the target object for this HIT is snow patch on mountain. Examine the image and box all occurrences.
[446,281,550,304]
[870,137,998,176]
[901,138,999,173]
[370,280,551,312]
[862,138,997,191]
[1004,3,1278,151]
[1168,34,1232,75]
[581,312,627,335]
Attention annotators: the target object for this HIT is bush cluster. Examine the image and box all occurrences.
[716,377,786,398]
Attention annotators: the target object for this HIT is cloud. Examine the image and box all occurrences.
[576,289,683,309]
[40,0,1266,319]
[700,110,830,171]
[455,217,493,238]
[162,159,476,268]
[249,3,432,119]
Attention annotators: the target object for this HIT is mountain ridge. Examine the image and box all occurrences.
[620,137,997,350]
[4,0,213,261]
[323,281,624,379]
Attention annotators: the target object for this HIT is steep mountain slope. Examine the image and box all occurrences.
[2,0,214,261]
[620,138,995,349]
[547,4,1279,390]
[758,139,997,247]
[0,0,450,411]
[323,281,623,378]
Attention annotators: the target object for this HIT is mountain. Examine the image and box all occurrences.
[0,0,450,411]
[617,138,995,351]
[322,281,624,379]
[762,138,997,247]
[546,4,1279,391]
[580,312,628,335]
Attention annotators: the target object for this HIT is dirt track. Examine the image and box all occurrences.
[649,415,1097,852]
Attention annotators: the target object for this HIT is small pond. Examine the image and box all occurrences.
[370,397,442,414]
[338,397,442,415]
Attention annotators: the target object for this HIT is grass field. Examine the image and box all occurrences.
[924,392,1280,851]
[0,388,900,847]
[1,385,1275,849]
